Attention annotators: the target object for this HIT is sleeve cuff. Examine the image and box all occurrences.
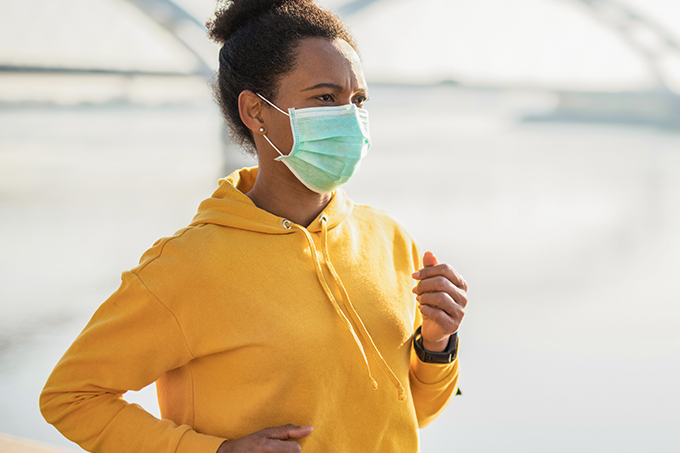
[176,428,226,453]
[410,347,459,390]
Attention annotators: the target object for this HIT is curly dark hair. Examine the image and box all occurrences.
[207,0,357,154]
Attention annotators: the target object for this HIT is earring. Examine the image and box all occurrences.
[259,127,265,134]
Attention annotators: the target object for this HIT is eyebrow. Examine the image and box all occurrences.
[301,83,346,92]
[300,83,369,98]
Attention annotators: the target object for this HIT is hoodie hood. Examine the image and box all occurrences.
[190,166,354,234]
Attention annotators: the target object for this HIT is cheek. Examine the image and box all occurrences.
[269,116,294,153]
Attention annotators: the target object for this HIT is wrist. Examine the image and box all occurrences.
[413,326,458,363]
[422,337,449,352]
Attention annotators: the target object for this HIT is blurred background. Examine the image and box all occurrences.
[1,0,679,452]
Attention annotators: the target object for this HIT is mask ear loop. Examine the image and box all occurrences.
[257,93,290,116]
[262,135,285,157]
[256,93,290,157]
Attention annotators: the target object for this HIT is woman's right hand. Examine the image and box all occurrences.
[216,424,314,453]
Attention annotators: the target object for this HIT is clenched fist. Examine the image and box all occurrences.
[412,251,468,352]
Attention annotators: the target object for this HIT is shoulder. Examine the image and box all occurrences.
[350,203,421,261]
[131,223,238,289]
[134,224,210,271]
[351,204,415,240]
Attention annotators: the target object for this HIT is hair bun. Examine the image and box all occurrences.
[208,0,305,44]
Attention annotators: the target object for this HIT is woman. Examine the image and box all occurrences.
[40,1,468,452]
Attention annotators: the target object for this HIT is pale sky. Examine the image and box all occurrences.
[1,0,679,92]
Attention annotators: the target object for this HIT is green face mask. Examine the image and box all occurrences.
[257,94,371,193]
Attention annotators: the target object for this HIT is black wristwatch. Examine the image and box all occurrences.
[413,326,458,364]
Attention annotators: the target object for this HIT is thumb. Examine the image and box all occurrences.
[422,251,439,268]
[261,424,314,440]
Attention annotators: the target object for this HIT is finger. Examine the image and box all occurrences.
[419,302,463,333]
[260,424,314,440]
[411,251,438,279]
[413,263,468,291]
[418,291,465,321]
[284,426,314,440]
[413,276,468,308]
[262,439,304,453]
[422,251,438,268]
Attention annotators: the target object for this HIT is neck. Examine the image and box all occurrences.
[246,164,332,227]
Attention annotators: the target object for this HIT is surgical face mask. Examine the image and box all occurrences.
[257,93,371,194]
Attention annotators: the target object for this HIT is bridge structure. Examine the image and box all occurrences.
[2,0,677,88]
[337,0,680,92]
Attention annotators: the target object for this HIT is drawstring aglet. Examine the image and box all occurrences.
[398,387,407,402]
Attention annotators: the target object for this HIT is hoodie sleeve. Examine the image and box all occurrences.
[39,271,226,453]
[407,242,460,428]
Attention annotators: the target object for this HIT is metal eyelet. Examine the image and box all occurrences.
[282,219,292,230]
[318,214,329,225]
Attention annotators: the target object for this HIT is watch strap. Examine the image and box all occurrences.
[413,325,458,364]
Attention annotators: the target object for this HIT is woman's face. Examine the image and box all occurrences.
[260,37,369,156]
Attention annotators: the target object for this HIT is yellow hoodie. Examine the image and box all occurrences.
[40,167,459,453]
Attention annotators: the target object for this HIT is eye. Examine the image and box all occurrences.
[318,94,335,103]
[353,96,369,107]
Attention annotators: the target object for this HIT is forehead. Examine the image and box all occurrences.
[282,37,366,92]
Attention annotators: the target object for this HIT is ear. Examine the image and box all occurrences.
[238,90,266,136]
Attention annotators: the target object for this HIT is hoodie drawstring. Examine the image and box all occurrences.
[290,216,407,402]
